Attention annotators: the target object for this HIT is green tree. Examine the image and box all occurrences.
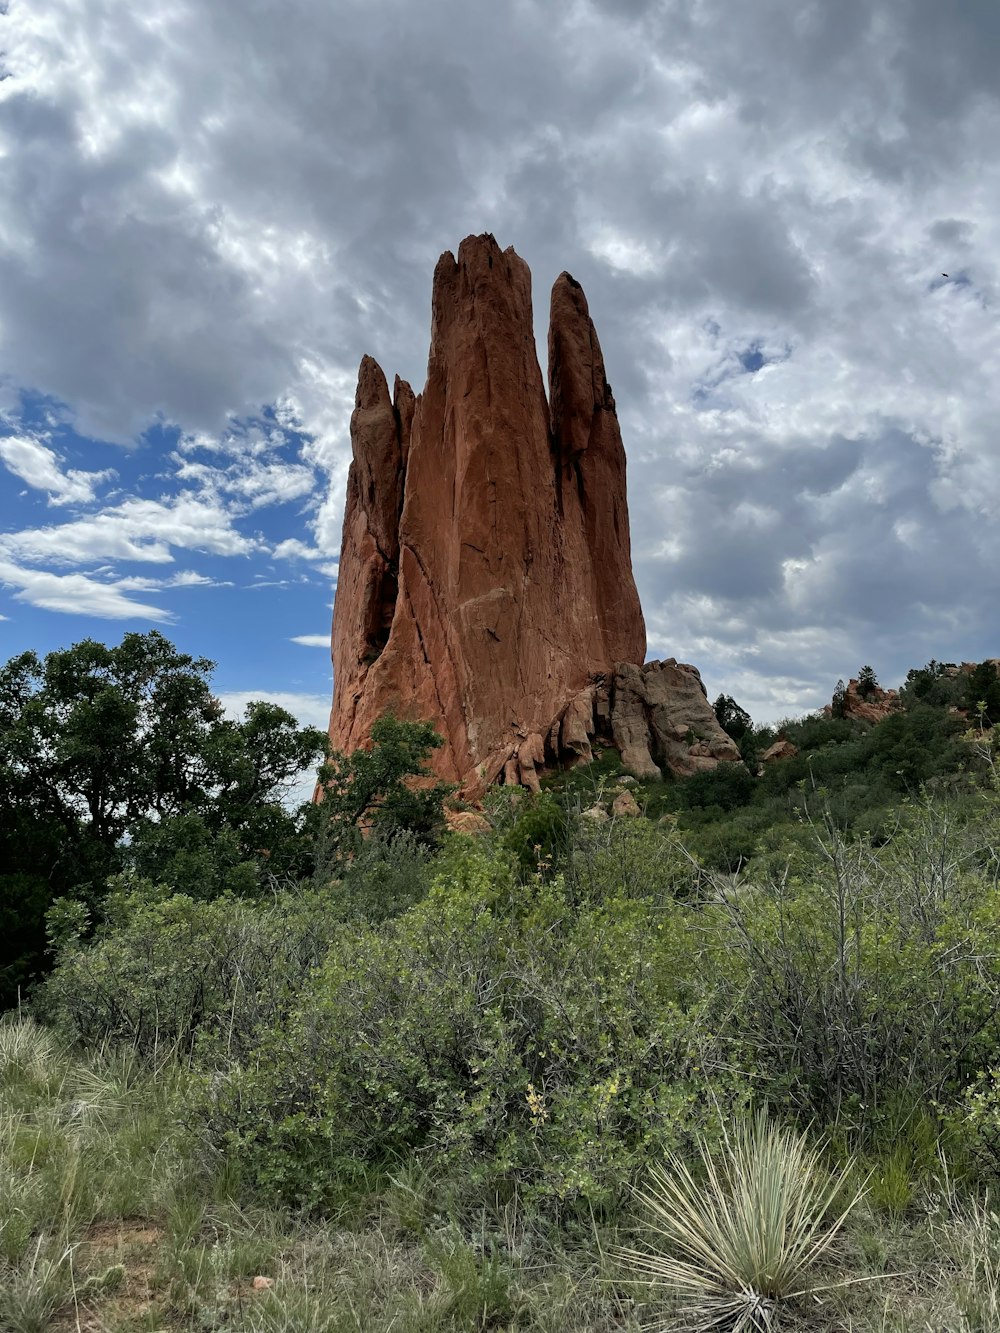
[857,665,879,700]
[831,679,847,719]
[713,693,753,741]
[313,714,453,874]
[0,632,327,1006]
[964,662,1000,729]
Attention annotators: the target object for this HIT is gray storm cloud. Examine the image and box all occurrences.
[1,0,999,719]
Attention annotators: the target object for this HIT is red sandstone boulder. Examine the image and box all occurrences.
[760,739,798,764]
[558,685,598,765]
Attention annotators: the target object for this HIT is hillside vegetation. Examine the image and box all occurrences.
[5,634,1000,1330]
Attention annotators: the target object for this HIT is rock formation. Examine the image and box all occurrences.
[327,234,738,793]
[760,739,799,764]
[609,660,741,778]
[834,678,902,725]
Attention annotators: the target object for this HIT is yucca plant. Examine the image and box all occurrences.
[0,1017,59,1085]
[619,1111,866,1331]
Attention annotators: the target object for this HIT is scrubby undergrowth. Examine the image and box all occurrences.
[9,635,1000,1329]
[11,764,1000,1329]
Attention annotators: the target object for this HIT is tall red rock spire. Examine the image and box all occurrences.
[548,271,645,667]
[327,234,737,792]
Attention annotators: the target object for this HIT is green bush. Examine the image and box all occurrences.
[328,829,435,922]
[672,763,755,815]
[314,714,453,874]
[200,841,742,1218]
[682,814,761,874]
[711,798,1000,1132]
[125,813,262,900]
[500,790,572,879]
[38,883,339,1059]
[564,815,697,905]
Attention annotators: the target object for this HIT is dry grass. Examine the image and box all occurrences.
[9,1013,1000,1332]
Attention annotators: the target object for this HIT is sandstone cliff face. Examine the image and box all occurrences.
[328,234,736,792]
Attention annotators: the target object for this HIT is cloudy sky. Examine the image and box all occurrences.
[1,0,999,730]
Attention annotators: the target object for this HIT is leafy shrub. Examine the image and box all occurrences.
[711,799,1000,1131]
[313,714,453,874]
[682,813,761,874]
[500,790,572,879]
[963,1069,1000,1179]
[38,883,339,1059]
[672,763,755,815]
[125,813,263,900]
[199,842,743,1218]
[328,829,435,922]
[565,816,697,905]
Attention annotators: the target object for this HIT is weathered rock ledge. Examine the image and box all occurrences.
[517,658,740,792]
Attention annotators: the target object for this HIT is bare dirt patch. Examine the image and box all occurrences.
[50,1218,167,1332]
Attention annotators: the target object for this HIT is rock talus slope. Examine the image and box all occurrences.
[327,234,737,792]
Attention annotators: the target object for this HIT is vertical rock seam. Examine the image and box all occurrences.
[327,234,738,792]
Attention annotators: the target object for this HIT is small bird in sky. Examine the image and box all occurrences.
[942,273,949,277]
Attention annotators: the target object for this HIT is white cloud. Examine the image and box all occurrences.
[222,460,314,508]
[0,433,115,504]
[172,448,316,510]
[272,537,324,562]
[0,552,231,620]
[217,690,331,731]
[114,570,223,591]
[1,493,260,566]
[0,557,172,620]
[290,633,329,647]
[169,569,220,588]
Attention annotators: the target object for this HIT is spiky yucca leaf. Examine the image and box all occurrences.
[619,1111,865,1331]
[0,1019,58,1083]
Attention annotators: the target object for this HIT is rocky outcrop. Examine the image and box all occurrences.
[445,810,491,837]
[612,789,642,818]
[760,739,798,764]
[610,660,742,778]
[581,803,610,823]
[329,357,407,735]
[327,234,737,793]
[838,678,901,725]
[525,661,741,784]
